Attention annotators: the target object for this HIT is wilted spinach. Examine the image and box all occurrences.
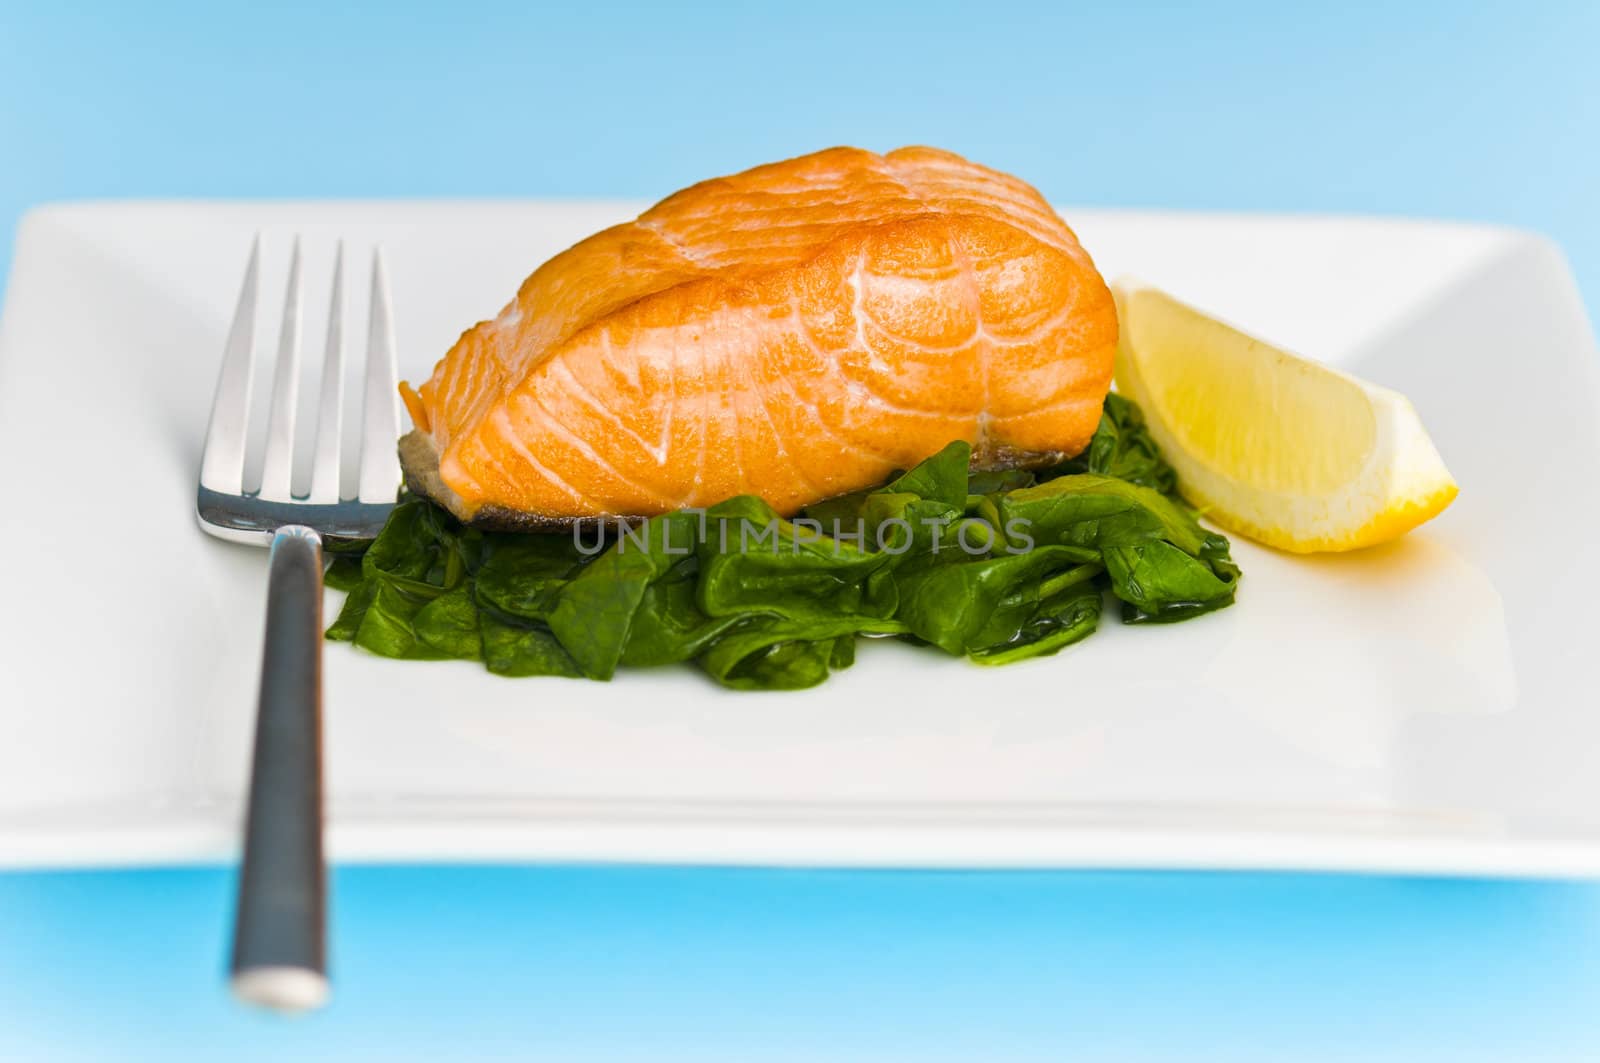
[327,395,1238,689]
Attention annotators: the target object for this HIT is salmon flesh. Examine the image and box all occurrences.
[399,145,1118,528]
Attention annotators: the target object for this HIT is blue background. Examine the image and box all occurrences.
[3,1,1599,1059]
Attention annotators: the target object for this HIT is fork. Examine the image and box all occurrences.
[197,237,402,1013]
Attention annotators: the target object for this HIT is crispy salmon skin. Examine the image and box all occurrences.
[399,145,1117,524]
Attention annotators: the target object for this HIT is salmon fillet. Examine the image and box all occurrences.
[399,145,1117,527]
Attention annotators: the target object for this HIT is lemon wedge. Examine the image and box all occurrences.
[1111,280,1457,553]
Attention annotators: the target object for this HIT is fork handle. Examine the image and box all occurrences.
[230,525,329,1013]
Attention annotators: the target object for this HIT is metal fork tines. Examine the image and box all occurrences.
[198,236,401,541]
[197,236,403,1014]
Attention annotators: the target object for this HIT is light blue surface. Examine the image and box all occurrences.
[3,2,1599,1059]
[4,867,1600,1062]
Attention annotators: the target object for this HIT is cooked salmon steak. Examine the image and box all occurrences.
[398,146,1117,527]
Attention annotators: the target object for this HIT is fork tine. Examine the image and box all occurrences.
[307,243,345,504]
[357,248,402,502]
[258,239,304,502]
[199,237,261,494]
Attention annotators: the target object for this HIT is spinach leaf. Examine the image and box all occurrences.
[337,580,451,660]
[969,584,1103,666]
[545,514,690,680]
[619,562,745,667]
[474,534,589,620]
[325,578,377,642]
[967,468,1037,496]
[883,440,971,508]
[481,612,584,678]
[1047,392,1179,497]
[326,498,475,660]
[412,586,483,659]
[1103,540,1236,623]
[1002,475,1238,619]
[697,615,904,690]
[1002,474,1207,553]
[324,554,366,592]
[894,546,1102,655]
[699,498,896,622]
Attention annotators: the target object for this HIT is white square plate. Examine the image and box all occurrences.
[2,202,1597,875]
